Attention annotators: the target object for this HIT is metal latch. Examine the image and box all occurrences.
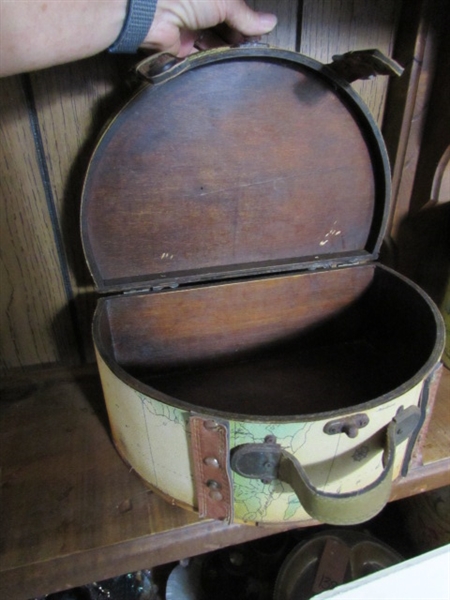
[325,49,404,83]
[135,52,189,83]
[392,405,421,445]
[231,435,282,484]
[323,413,370,438]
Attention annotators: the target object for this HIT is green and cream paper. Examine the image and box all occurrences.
[96,352,422,524]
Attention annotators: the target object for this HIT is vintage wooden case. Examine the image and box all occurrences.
[81,47,445,526]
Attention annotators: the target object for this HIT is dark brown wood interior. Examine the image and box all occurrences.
[96,264,439,417]
[82,56,385,292]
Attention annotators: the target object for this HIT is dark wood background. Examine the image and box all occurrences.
[1,0,448,374]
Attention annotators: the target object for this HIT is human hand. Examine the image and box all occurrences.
[141,0,277,56]
[0,0,277,77]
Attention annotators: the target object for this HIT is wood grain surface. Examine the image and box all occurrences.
[30,54,138,363]
[0,0,408,372]
[382,0,438,238]
[0,76,78,369]
[299,0,401,124]
[82,54,385,291]
[249,0,300,50]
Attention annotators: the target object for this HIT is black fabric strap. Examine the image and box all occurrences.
[109,0,157,54]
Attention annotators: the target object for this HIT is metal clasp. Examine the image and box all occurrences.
[135,52,188,83]
[392,405,421,445]
[326,49,404,83]
[231,435,281,484]
[323,414,370,439]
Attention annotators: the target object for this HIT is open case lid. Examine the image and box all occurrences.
[81,46,392,294]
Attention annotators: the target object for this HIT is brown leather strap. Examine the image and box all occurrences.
[277,420,397,525]
[231,406,420,525]
[190,415,234,523]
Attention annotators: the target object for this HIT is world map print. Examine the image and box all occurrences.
[230,420,315,522]
[137,390,187,427]
[99,353,418,525]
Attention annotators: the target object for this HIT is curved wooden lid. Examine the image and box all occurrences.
[81,48,390,293]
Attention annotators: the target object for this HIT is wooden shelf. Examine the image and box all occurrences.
[1,366,449,600]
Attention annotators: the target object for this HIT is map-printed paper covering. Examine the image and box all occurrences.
[96,352,422,524]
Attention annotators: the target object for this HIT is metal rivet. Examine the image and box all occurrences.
[204,456,220,468]
[264,435,277,444]
[204,420,219,431]
[209,490,223,501]
[206,479,221,490]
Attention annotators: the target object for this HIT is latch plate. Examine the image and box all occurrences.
[393,405,421,445]
[323,413,370,438]
[231,435,282,484]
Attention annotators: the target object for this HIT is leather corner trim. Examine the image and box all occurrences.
[190,415,234,523]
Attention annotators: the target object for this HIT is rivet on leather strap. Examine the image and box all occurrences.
[190,415,234,523]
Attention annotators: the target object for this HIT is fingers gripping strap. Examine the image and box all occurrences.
[278,421,397,525]
[109,0,157,54]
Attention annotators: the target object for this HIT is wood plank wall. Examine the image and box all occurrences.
[0,0,441,373]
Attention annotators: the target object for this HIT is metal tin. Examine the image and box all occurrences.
[273,530,403,600]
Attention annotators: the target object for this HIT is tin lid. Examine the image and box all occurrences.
[81,47,391,293]
[273,530,403,600]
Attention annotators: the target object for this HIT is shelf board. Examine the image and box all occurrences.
[1,365,449,600]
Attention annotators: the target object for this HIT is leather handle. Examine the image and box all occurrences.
[231,406,421,525]
[277,420,396,525]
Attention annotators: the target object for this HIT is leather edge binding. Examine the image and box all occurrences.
[190,415,234,523]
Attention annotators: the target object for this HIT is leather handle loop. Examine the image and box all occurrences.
[277,420,397,525]
[230,407,420,524]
